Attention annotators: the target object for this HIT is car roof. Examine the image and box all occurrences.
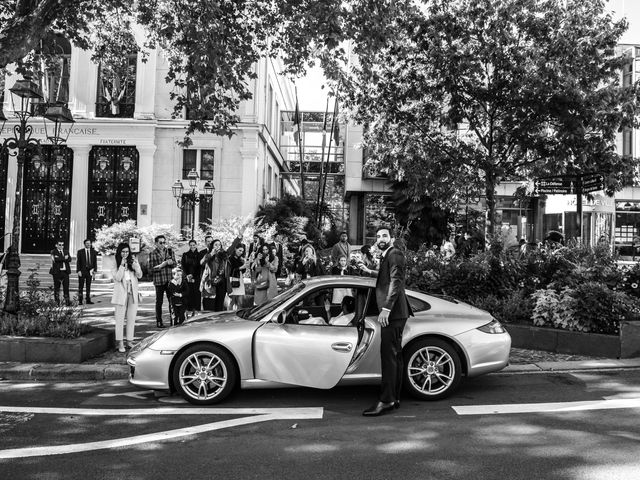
[303,275,376,288]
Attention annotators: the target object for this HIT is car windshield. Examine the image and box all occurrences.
[236,283,306,321]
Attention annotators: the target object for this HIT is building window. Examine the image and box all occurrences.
[182,149,214,180]
[180,194,214,237]
[615,201,640,257]
[182,150,197,179]
[30,35,71,116]
[364,194,395,245]
[180,149,215,235]
[362,147,388,179]
[95,39,137,118]
[266,83,274,133]
[623,128,633,157]
[185,86,214,120]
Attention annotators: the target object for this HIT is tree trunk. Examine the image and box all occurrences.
[484,173,498,240]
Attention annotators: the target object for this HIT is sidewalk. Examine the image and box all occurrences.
[2,283,640,382]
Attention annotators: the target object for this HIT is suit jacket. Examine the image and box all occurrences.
[76,247,98,274]
[370,246,413,321]
[247,241,263,259]
[50,249,72,277]
[111,261,143,306]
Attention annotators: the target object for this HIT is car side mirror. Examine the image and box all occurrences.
[297,309,310,321]
[271,310,286,325]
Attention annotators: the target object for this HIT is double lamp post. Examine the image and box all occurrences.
[1,78,74,313]
[172,169,215,240]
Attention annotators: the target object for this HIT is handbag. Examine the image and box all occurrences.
[254,271,270,290]
[212,269,224,286]
[230,277,240,288]
[199,266,215,296]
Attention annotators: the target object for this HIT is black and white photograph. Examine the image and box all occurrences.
[1,1,640,478]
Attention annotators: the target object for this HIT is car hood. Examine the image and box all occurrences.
[147,311,262,352]
[185,310,244,325]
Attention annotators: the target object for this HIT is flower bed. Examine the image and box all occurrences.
[405,240,640,338]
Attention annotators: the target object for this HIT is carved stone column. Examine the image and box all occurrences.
[136,144,157,227]
[68,145,91,252]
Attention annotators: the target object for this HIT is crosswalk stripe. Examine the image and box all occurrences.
[452,398,640,415]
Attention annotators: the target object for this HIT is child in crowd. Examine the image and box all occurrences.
[167,267,188,326]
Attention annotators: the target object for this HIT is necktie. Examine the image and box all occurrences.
[86,249,91,268]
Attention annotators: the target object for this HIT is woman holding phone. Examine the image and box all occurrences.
[111,242,143,353]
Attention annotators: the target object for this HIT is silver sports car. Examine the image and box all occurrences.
[127,276,511,405]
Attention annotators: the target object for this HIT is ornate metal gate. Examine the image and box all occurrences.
[21,146,74,253]
[0,150,7,251]
[87,146,139,239]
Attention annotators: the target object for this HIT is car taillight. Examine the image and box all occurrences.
[477,319,506,334]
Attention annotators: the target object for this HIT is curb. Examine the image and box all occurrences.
[496,358,640,374]
[0,363,129,381]
[2,359,640,382]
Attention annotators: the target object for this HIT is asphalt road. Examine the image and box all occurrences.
[1,370,640,480]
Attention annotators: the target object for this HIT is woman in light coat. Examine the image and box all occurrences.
[111,242,143,353]
[251,244,278,306]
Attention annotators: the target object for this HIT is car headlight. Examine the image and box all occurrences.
[477,319,506,334]
[133,330,170,352]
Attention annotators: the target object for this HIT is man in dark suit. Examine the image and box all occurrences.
[76,238,98,305]
[358,226,413,416]
[272,235,285,277]
[50,239,72,306]
[247,234,263,259]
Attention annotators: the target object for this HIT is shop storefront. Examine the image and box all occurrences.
[543,194,614,245]
[495,197,536,246]
[614,200,640,259]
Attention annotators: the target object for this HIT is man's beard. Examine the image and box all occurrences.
[377,241,389,251]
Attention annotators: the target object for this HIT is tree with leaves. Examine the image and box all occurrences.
[335,0,640,236]
[1,0,408,144]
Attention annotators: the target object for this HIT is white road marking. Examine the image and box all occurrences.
[452,398,640,415]
[0,406,322,417]
[97,391,153,400]
[0,406,323,459]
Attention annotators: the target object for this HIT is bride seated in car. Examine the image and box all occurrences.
[299,295,355,326]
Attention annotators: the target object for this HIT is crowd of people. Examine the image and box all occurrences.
[40,228,391,353]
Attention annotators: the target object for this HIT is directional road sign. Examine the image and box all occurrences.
[581,174,605,194]
[534,176,577,195]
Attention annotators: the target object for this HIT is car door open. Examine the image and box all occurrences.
[252,322,359,389]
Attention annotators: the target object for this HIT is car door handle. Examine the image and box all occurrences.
[331,342,353,353]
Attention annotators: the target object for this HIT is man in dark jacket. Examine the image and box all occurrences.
[76,238,98,304]
[50,239,72,306]
[358,227,413,416]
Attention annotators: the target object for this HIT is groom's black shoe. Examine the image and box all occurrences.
[362,401,396,417]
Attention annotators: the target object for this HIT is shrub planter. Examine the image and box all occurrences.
[0,327,114,363]
[505,322,640,359]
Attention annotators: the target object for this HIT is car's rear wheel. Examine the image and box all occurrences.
[404,338,462,400]
[172,343,237,405]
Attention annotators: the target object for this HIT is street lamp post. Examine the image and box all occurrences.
[171,168,215,240]
[1,79,74,313]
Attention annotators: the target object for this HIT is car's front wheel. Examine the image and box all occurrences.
[172,343,237,405]
[404,338,462,400]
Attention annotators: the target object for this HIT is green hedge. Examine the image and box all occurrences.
[405,242,640,335]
